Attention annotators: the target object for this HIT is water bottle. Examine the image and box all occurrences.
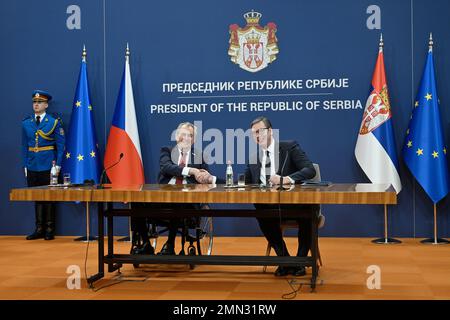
[226,160,234,186]
[50,161,58,185]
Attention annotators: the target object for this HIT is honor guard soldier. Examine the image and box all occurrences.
[22,90,65,240]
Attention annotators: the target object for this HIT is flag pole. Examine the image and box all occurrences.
[369,34,401,245]
[73,46,97,242]
[416,34,448,245]
[420,203,449,245]
[117,43,132,243]
[372,204,401,244]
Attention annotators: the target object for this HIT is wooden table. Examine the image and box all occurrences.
[10,183,397,290]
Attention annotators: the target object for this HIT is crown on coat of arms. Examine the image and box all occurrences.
[245,31,261,44]
[244,10,262,25]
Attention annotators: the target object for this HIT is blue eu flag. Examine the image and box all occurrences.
[402,38,449,203]
[62,48,101,184]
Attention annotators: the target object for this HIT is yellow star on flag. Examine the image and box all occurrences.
[90,150,96,158]
[406,129,410,135]
[66,152,71,159]
[75,101,81,107]
[432,151,439,158]
[416,148,423,156]
[407,141,412,148]
[414,101,419,108]
[425,93,432,101]
[444,148,447,155]
[88,105,92,111]
[77,154,84,161]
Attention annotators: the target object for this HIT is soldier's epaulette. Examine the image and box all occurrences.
[22,115,32,122]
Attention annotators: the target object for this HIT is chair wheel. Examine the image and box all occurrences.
[188,246,196,256]
[189,264,195,270]
[133,263,140,268]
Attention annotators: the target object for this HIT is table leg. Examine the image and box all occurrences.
[106,203,122,273]
[310,211,318,291]
[87,202,105,287]
[107,202,115,272]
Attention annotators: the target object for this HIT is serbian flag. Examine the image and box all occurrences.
[355,34,402,194]
[104,45,144,184]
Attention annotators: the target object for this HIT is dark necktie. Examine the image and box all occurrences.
[265,150,271,167]
[176,151,186,184]
[36,115,41,126]
[265,150,271,185]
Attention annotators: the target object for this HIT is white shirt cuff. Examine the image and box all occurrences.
[211,176,217,184]
[182,167,191,176]
[287,176,295,184]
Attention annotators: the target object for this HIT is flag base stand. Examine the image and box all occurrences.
[420,204,449,245]
[420,238,449,245]
[74,202,97,242]
[74,236,98,242]
[117,236,130,242]
[372,205,401,245]
[372,237,402,244]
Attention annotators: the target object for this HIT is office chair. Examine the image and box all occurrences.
[263,163,324,272]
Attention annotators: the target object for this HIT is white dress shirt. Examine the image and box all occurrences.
[168,148,216,184]
[260,141,276,185]
[260,141,294,185]
[35,112,46,123]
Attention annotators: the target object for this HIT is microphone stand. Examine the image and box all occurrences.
[97,153,124,189]
[277,149,290,191]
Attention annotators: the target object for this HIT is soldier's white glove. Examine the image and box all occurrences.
[24,168,27,177]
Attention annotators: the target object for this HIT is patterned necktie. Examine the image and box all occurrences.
[36,115,41,126]
[176,151,186,184]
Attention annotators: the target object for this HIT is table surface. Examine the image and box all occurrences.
[10,183,397,204]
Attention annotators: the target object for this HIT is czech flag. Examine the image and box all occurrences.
[355,35,402,194]
[104,45,145,185]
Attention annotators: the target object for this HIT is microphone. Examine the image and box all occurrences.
[97,153,124,189]
[277,144,297,191]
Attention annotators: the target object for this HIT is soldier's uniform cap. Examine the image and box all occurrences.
[32,90,52,102]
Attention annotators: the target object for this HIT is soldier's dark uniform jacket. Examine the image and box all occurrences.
[22,113,65,171]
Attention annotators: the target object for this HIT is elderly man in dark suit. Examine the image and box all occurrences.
[131,122,217,256]
[245,116,320,277]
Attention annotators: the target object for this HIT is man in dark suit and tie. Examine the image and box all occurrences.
[245,116,319,276]
[131,122,217,256]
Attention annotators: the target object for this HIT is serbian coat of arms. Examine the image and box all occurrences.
[228,11,279,73]
[359,86,392,135]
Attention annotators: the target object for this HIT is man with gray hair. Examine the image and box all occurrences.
[131,122,217,256]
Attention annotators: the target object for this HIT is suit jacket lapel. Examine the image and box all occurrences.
[171,146,180,165]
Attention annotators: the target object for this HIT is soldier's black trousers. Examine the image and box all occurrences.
[27,170,56,230]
